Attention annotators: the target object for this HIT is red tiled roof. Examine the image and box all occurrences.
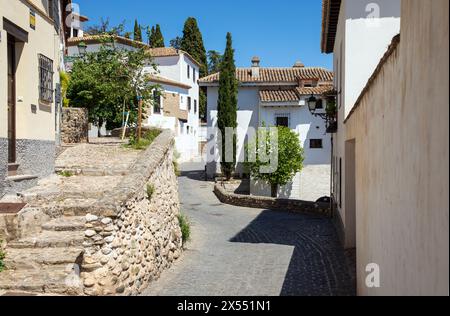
[66,35,201,66]
[260,89,299,102]
[296,85,334,95]
[199,67,333,84]
[260,85,334,103]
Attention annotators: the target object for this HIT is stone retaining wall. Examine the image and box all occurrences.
[61,108,89,144]
[80,130,183,296]
[214,184,331,217]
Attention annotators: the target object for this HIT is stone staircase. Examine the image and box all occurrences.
[0,142,142,296]
[0,214,87,295]
[0,179,103,295]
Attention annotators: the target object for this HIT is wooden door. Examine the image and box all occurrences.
[7,35,16,163]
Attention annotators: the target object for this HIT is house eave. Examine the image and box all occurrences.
[260,102,301,107]
[199,82,299,88]
[321,0,342,54]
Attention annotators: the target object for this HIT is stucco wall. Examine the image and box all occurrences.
[0,0,60,142]
[207,85,331,200]
[345,0,449,296]
[331,0,401,248]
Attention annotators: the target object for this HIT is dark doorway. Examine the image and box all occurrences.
[7,34,16,163]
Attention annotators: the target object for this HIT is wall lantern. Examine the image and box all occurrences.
[307,94,337,133]
[307,95,317,113]
[77,41,87,56]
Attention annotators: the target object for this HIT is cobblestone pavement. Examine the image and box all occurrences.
[143,162,356,296]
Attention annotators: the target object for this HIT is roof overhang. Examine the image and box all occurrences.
[260,102,301,107]
[146,75,192,90]
[199,82,299,87]
[321,0,342,54]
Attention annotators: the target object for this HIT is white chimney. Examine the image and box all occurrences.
[251,56,260,78]
[293,61,305,68]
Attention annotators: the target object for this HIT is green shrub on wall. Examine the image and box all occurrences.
[177,214,191,246]
[0,239,6,272]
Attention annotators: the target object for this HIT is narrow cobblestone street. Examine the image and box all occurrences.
[143,163,355,296]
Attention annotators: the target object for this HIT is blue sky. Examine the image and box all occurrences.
[75,0,332,69]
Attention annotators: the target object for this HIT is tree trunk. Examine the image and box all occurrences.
[271,183,278,198]
[97,118,104,138]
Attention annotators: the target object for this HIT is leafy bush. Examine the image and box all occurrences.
[177,213,191,245]
[326,99,337,118]
[245,126,304,197]
[58,170,74,177]
[0,240,6,272]
[146,184,155,200]
[173,160,181,177]
[125,129,161,150]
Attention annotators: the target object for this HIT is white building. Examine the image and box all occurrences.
[322,0,449,295]
[321,0,401,249]
[66,35,200,162]
[200,58,334,201]
[0,0,74,197]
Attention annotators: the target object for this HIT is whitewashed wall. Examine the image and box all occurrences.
[67,42,200,161]
[206,85,331,201]
[206,86,259,177]
[331,0,401,248]
[345,0,448,295]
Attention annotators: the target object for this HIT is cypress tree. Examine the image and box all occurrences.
[133,19,142,42]
[153,24,165,48]
[148,26,155,46]
[181,17,208,120]
[217,33,238,180]
[180,17,207,77]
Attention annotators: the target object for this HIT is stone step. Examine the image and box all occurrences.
[4,247,84,270]
[30,198,98,217]
[7,231,84,249]
[42,216,86,232]
[0,264,84,295]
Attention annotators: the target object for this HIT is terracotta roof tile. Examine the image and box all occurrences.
[296,85,335,95]
[199,67,333,84]
[259,85,334,103]
[259,89,299,102]
[67,35,201,65]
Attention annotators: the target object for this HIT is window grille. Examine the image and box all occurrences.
[39,54,54,103]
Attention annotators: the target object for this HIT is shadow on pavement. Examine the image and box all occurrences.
[180,169,207,181]
[230,210,356,296]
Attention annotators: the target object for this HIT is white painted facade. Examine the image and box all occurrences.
[204,82,331,201]
[328,0,401,248]
[66,38,200,161]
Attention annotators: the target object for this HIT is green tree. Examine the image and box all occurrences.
[59,71,70,107]
[169,36,182,49]
[217,33,238,180]
[133,19,142,42]
[180,17,208,122]
[207,50,223,74]
[85,18,126,37]
[245,126,304,197]
[180,17,207,77]
[67,36,159,136]
[152,24,165,47]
